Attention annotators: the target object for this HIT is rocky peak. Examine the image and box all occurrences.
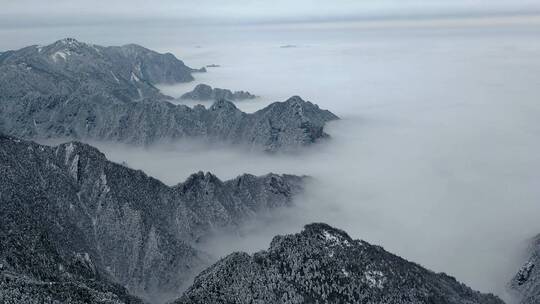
[284,95,309,106]
[192,84,213,95]
[209,99,238,112]
[259,95,338,121]
[43,38,100,61]
[58,37,81,45]
[180,83,256,101]
[179,171,221,189]
[305,222,354,245]
[47,38,84,51]
[268,223,355,255]
[54,38,85,49]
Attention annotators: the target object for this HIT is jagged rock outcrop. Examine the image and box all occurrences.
[0,134,305,302]
[175,223,504,304]
[0,39,338,152]
[180,84,256,101]
[509,235,540,304]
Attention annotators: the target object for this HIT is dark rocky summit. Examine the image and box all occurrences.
[0,134,305,302]
[509,235,540,304]
[0,39,338,152]
[180,84,256,101]
[175,223,504,304]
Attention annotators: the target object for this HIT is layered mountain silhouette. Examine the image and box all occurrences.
[0,38,338,152]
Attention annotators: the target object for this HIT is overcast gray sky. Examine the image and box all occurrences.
[2,0,540,27]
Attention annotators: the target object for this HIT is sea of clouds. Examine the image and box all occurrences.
[16,7,540,301]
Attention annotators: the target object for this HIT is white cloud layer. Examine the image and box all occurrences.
[76,20,540,302]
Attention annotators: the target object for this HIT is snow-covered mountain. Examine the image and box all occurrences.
[176,223,504,304]
[0,38,201,101]
[0,39,338,152]
[0,134,305,302]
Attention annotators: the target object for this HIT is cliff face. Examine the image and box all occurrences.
[0,135,305,301]
[176,223,504,304]
[509,235,540,304]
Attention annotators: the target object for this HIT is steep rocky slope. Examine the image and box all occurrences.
[180,84,256,101]
[0,134,305,301]
[509,235,540,304]
[0,39,338,152]
[175,223,504,304]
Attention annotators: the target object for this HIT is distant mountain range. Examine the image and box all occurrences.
[0,134,305,302]
[175,223,504,304]
[0,38,338,152]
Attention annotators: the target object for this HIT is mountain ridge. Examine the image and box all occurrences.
[0,39,339,152]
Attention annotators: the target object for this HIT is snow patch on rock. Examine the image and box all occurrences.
[322,230,351,247]
[51,51,71,62]
[131,72,140,82]
[64,143,75,164]
[69,154,79,180]
[99,173,110,195]
[110,71,120,83]
[364,270,386,289]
